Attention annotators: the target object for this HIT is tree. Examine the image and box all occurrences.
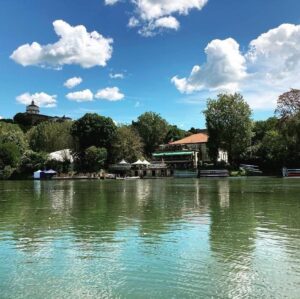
[0,142,21,169]
[111,125,144,163]
[71,113,117,152]
[276,89,300,119]
[204,93,252,165]
[133,112,169,156]
[164,125,187,143]
[27,121,74,153]
[84,146,107,172]
[17,150,48,174]
[0,122,28,154]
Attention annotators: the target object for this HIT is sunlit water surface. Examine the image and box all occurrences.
[0,178,300,298]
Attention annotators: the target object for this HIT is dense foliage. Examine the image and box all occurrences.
[204,93,252,165]
[112,125,144,163]
[71,113,117,152]
[133,112,169,156]
[27,121,74,153]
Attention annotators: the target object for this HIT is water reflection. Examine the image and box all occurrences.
[0,178,300,298]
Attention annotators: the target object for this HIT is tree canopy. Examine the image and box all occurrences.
[71,113,117,152]
[133,112,169,156]
[204,93,252,165]
[27,121,74,153]
[276,89,300,119]
[112,125,144,163]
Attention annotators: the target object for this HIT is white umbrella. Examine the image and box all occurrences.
[132,159,144,165]
[119,159,129,164]
[142,159,151,165]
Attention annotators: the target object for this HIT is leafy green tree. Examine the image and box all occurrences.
[46,159,71,174]
[164,125,187,143]
[0,122,28,154]
[133,112,169,156]
[17,150,47,174]
[71,113,117,152]
[0,142,21,169]
[84,146,107,172]
[27,121,74,153]
[112,125,144,163]
[204,93,252,165]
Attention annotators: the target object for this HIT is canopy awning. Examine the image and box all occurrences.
[132,159,144,165]
[153,151,194,157]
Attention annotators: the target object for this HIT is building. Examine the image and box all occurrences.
[153,133,228,171]
[109,159,172,178]
[26,101,40,114]
[14,101,71,127]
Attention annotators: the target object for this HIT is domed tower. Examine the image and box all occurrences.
[26,100,40,115]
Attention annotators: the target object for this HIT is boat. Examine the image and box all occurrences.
[240,164,263,176]
[124,176,140,180]
[282,167,300,177]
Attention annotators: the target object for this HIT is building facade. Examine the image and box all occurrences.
[153,133,228,171]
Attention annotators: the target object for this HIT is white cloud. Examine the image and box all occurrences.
[128,17,140,28]
[64,77,83,89]
[16,92,57,108]
[0,116,3,120]
[109,73,124,79]
[123,0,208,36]
[11,20,113,69]
[95,87,124,101]
[172,38,247,93]
[172,23,300,109]
[66,89,94,102]
[104,0,120,5]
[136,0,208,21]
[154,16,180,30]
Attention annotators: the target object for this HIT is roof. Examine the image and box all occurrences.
[153,151,194,157]
[169,133,208,145]
[49,149,74,163]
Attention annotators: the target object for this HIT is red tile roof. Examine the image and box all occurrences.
[169,133,208,145]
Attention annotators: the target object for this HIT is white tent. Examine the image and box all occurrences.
[45,169,57,174]
[142,159,151,165]
[132,159,144,165]
[48,149,74,163]
[119,159,129,165]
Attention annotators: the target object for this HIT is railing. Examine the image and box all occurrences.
[282,167,300,177]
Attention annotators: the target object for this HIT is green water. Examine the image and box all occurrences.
[0,178,299,298]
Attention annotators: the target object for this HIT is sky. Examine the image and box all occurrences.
[1,0,300,129]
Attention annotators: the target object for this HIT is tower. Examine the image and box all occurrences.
[26,100,40,114]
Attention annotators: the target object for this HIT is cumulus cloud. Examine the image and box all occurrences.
[104,0,120,5]
[109,73,124,79]
[64,77,83,89]
[172,23,300,109]
[11,20,113,69]
[0,116,3,120]
[95,87,124,101]
[124,0,208,36]
[172,38,247,93]
[154,16,180,30]
[66,89,94,102]
[16,92,57,108]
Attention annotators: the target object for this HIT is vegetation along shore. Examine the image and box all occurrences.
[0,89,299,180]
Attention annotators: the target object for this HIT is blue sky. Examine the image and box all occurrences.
[1,0,300,129]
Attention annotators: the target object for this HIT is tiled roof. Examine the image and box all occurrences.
[169,133,208,145]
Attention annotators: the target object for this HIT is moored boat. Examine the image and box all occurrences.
[282,167,300,177]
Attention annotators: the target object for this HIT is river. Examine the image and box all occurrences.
[0,178,299,298]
